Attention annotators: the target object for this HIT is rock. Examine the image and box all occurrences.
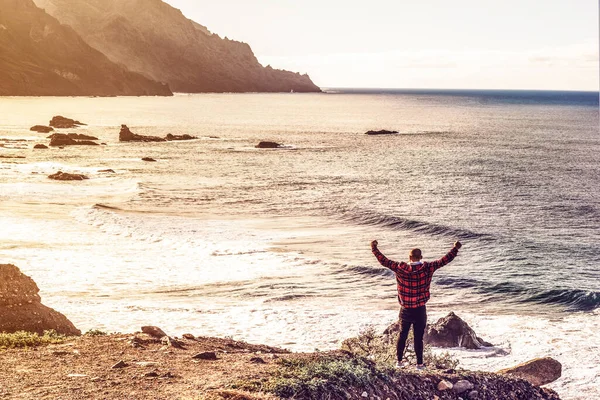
[438,380,453,391]
[424,312,492,349]
[119,125,165,142]
[98,169,116,173]
[361,392,368,398]
[192,352,218,360]
[30,125,54,133]
[49,116,86,129]
[497,357,562,386]
[453,380,475,394]
[48,133,99,141]
[162,336,185,349]
[467,390,479,400]
[143,371,159,378]
[365,129,399,135]
[182,333,196,340]
[111,360,127,369]
[48,171,88,181]
[0,264,81,336]
[141,157,157,162]
[165,133,197,141]
[33,144,48,149]
[141,326,167,338]
[249,357,266,364]
[49,133,99,146]
[256,141,282,149]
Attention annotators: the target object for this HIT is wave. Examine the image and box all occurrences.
[436,276,600,312]
[342,210,493,241]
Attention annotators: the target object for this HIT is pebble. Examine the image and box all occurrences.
[453,380,475,394]
[438,380,453,391]
[249,357,266,364]
[111,360,127,369]
[135,362,158,367]
[192,352,218,360]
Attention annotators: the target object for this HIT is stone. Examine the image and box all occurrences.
[98,169,116,173]
[467,390,479,400]
[192,352,218,360]
[437,380,453,391]
[49,134,99,147]
[365,129,399,135]
[182,333,196,340]
[497,357,562,386]
[48,133,98,141]
[48,171,88,181]
[142,157,157,162]
[165,133,197,141]
[453,380,474,394]
[424,312,492,349]
[361,392,368,398]
[49,116,86,129]
[249,357,266,364]
[161,336,185,349]
[119,125,165,142]
[30,125,54,133]
[0,264,80,336]
[143,371,159,378]
[33,144,48,149]
[111,360,127,369]
[256,141,281,149]
[141,326,167,338]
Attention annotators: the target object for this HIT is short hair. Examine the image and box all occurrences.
[409,248,422,259]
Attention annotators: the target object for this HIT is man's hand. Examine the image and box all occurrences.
[371,240,378,249]
[454,241,462,249]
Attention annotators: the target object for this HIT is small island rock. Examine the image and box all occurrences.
[48,171,89,181]
[49,134,99,147]
[30,125,54,133]
[165,133,197,141]
[33,144,48,149]
[119,125,165,142]
[256,141,282,149]
[49,116,86,129]
[365,129,399,135]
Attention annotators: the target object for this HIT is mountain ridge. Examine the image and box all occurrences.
[34,0,321,93]
[0,0,172,96]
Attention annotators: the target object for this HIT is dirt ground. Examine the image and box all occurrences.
[0,333,287,400]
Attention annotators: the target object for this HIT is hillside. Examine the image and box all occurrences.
[34,0,320,93]
[0,0,172,96]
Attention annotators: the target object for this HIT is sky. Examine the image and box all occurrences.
[165,0,599,91]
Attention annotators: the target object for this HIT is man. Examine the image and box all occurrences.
[371,239,462,369]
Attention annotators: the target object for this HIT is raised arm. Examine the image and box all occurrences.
[428,241,462,272]
[371,240,410,274]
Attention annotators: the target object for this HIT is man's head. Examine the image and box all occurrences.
[409,248,422,262]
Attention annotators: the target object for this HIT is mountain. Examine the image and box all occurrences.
[0,0,172,96]
[33,0,321,93]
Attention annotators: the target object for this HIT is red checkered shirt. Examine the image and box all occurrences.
[372,245,459,308]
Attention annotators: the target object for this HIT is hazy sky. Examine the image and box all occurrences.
[166,0,599,90]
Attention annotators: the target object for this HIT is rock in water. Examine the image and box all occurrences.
[365,129,399,135]
[49,133,99,146]
[165,133,197,141]
[497,357,562,386]
[119,125,165,142]
[424,312,492,349]
[0,264,81,335]
[49,116,86,129]
[48,171,89,181]
[30,125,54,133]
[256,141,282,149]
[33,144,48,149]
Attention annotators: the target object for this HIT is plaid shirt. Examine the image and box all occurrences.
[372,245,459,308]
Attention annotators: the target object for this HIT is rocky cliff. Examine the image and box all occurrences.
[0,0,172,96]
[0,264,81,336]
[33,0,321,93]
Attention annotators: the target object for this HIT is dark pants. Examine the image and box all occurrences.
[397,305,427,364]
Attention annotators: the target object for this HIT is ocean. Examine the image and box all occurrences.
[0,90,598,399]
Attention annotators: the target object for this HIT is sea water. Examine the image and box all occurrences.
[0,90,598,399]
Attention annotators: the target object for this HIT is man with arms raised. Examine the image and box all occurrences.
[371,240,462,369]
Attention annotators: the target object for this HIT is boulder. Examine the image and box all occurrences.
[49,134,99,147]
[48,133,99,141]
[497,357,562,386]
[141,326,167,338]
[0,264,80,336]
[30,125,54,133]
[256,141,282,149]
[48,171,89,181]
[424,312,492,349]
[165,133,197,141]
[34,144,48,149]
[49,116,86,129]
[365,129,399,135]
[119,125,165,142]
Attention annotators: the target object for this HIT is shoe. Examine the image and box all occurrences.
[416,364,426,370]
[395,361,407,369]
